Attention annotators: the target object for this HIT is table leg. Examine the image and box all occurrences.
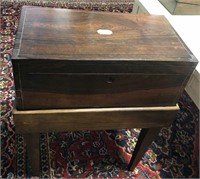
[128,128,161,171]
[23,133,40,177]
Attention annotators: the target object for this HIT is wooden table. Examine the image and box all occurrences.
[12,6,198,176]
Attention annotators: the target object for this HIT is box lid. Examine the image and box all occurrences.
[12,6,197,63]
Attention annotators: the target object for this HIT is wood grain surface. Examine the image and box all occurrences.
[13,105,179,133]
[13,6,196,61]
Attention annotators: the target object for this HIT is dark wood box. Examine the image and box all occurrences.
[12,6,198,110]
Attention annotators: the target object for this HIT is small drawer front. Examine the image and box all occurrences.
[16,73,185,110]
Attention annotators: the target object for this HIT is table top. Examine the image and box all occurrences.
[12,6,197,63]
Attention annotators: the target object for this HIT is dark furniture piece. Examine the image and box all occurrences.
[12,6,198,176]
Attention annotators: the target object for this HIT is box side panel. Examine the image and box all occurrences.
[12,61,24,109]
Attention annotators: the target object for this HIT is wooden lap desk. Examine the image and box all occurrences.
[12,6,198,176]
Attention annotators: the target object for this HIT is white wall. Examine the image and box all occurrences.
[139,0,200,109]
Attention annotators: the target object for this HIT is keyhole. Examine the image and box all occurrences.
[106,76,115,84]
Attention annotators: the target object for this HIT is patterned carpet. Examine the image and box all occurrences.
[1,2,199,178]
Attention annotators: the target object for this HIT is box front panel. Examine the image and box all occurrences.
[14,70,187,110]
